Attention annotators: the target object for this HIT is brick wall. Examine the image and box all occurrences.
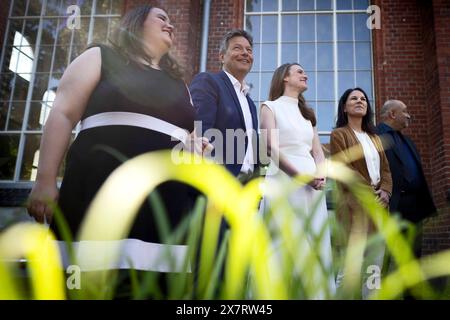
[373,0,450,254]
[206,0,245,72]
[124,0,202,82]
[422,0,450,254]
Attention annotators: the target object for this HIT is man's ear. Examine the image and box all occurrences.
[219,52,224,65]
[389,109,396,119]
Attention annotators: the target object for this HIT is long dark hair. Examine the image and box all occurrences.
[108,5,184,79]
[268,63,316,126]
[335,87,375,134]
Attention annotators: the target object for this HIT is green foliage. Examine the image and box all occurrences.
[0,150,449,300]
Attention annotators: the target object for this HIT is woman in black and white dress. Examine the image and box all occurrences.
[27,5,207,276]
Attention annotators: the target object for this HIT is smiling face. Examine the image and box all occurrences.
[344,90,368,118]
[284,64,308,93]
[141,8,174,56]
[220,36,253,81]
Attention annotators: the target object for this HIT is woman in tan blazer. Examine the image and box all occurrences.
[330,87,392,298]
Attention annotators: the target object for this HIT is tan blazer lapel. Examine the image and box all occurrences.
[343,126,372,186]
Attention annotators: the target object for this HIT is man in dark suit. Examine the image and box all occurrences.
[376,99,436,257]
[189,29,259,184]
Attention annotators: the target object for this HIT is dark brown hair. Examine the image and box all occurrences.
[335,87,375,134]
[108,5,184,79]
[268,63,316,126]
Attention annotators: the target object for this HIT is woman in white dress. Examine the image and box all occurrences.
[260,63,336,298]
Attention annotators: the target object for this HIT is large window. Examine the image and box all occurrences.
[0,0,123,183]
[245,0,374,143]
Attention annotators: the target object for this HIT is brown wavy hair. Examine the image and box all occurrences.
[108,5,184,79]
[268,63,316,126]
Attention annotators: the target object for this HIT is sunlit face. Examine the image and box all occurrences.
[344,90,368,118]
[392,102,411,130]
[284,64,308,93]
[142,8,174,54]
[220,36,253,78]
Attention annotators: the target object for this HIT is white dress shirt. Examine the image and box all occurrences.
[224,70,254,173]
[353,130,381,186]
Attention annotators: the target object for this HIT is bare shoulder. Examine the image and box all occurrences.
[69,46,101,69]
[59,47,101,86]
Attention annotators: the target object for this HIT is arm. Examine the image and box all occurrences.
[260,104,297,177]
[311,126,326,189]
[376,137,393,207]
[260,105,322,189]
[189,73,219,135]
[27,47,102,223]
[330,129,368,184]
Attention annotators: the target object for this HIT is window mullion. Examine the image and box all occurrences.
[333,0,338,120]
[14,0,48,181]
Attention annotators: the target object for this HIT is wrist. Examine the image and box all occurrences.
[35,174,57,186]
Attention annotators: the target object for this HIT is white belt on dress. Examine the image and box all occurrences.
[79,111,189,144]
[56,239,190,272]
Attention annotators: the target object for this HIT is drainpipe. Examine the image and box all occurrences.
[199,0,211,72]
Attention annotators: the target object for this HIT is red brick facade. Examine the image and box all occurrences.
[125,0,202,82]
[372,0,450,254]
[0,0,448,253]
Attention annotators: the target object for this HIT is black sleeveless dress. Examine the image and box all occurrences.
[54,45,196,245]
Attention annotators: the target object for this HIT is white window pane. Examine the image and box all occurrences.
[9,47,33,81]
[317,42,333,70]
[282,43,298,64]
[252,43,261,70]
[337,14,353,41]
[316,0,332,10]
[261,44,277,70]
[246,72,260,98]
[13,31,24,46]
[338,71,355,95]
[354,0,370,10]
[317,72,334,100]
[355,71,372,99]
[260,72,273,102]
[299,43,315,70]
[283,0,297,11]
[319,135,330,144]
[317,14,332,41]
[45,0,64,16]
[338,42,354,69]
[261,15,278,42]
[317,101,335,132]
[262,0,278,11]
[354,13,371,41]
[303,71,315,100]
[355,42,371,69]
[337,0,352,10]
[299,14,315,41]
[246,0,262,12]
[246,15,261,42]
[299,0,314,10]
[282,15,298,42]
[20,134,42,181]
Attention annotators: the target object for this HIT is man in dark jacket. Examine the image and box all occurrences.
[376,100,436,257]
